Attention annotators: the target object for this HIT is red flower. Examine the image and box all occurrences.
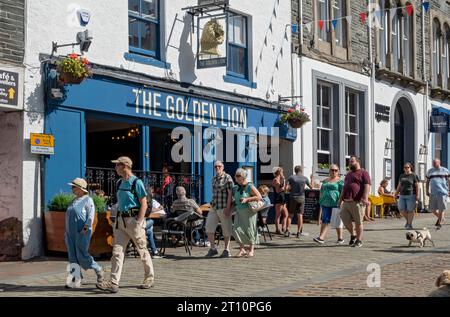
[288,109,293,113]
[81,57,89,65]
[69,53,79,59]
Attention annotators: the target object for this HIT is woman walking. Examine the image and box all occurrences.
[65,178,104,288]
[313,165,345,244]
[272,167,288,235]
[232,168,262,257]
[395,163,420,230]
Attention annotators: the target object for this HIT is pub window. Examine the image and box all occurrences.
[318,0,331,43]
[128,0,160,58]
[227,14,248,79]
[403,3,414,77]
[379,0,388,67]
[316,82,333,165]
[345,90,359,167]
[433,18,442,87]
[333,0,347,48]
[444,24,450,90]
[391,5,400,72]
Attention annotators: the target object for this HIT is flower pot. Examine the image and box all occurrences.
[288,118,307,128]
[44,211,113,256]
[58,72,85,84]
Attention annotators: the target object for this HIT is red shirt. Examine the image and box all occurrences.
[342,169,371,202]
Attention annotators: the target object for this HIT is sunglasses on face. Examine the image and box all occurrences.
[235,175,242,178]
[214,165,222,168]
[330,169,338,172]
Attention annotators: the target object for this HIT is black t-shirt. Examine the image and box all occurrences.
[398,173,420,195]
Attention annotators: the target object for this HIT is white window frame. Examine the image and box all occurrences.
[345,90,359,160]
[317,82,333,165]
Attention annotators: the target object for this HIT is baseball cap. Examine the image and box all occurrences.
[111,156,133,168]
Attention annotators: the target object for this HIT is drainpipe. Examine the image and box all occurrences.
[368,2,376,194]
[422,0,429,206]
[299,0,304,169]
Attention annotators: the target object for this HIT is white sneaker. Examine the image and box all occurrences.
[204,241,211,247]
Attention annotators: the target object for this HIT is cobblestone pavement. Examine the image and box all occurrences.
[0,213,449,297]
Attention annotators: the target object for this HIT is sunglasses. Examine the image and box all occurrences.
[214,165,222,168]
[330,169,338,172]
[235,175,242,178]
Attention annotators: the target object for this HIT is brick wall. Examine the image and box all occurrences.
[0,0,24,65]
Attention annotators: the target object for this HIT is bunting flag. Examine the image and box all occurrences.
[345,15,352,25]
[318,20,325,30]
[422,1,430,13]
[406,4,413,16]
[269,21,273,33]
[332,19,338,30]
[374,10,382,28]
[304,22,312,33]
[273,7,277,18]
[360,12,367,25]
[291,23,298,34]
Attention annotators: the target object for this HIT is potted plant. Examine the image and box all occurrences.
[57,53,92,84]
[44,192,75,252]
[44,192,113,256]
[280,107,311,129]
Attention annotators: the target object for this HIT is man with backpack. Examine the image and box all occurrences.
[96,156,154,293]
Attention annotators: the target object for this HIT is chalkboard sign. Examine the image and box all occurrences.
[303,189,321,222]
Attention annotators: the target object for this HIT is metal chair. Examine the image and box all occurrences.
[159,211,194,256]
[257,205,273,243]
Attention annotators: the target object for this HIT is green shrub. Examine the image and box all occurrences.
[47,192,75,211]
[92,195,107,213]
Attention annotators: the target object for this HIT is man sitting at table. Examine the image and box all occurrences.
[145,186,166,258]
[171,186,204,245]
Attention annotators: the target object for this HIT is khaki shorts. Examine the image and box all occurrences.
[288,196,305,214]
[429,195,448,212]
[340,201,366,226]
[205,207,233,237]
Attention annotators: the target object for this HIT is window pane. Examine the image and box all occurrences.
[233,16,246,46]
[349,116,357,133]
[141,20,157,52]
[317,107,321,126]
[129,16,139,47]
[322,85,330,108]
[228,45,246,75]
[318,153,331,165]
[142,0,158,20]
[129,0,140,13]
[322,108,331,128]
[346,135,357,156]
[333,0,346,48]
[319,0,330,42]
[321,130,330,151]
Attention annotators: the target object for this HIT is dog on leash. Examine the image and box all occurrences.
[406,228,435,247]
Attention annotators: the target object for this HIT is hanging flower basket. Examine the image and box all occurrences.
[280,108,311,129]
[57,54,92,85]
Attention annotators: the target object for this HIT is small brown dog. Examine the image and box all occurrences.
[428,270,450,297]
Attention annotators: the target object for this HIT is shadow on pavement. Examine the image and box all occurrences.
[373,246,450,254]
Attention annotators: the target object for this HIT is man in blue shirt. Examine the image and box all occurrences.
[426,158,450,229]
[96,156,154,293]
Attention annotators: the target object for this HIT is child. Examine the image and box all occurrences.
[258,185,271,228]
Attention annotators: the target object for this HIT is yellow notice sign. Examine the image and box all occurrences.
[30,133,55,155]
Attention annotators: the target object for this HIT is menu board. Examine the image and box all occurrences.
[303,189,321,222]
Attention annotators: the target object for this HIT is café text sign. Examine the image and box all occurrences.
[0,70,18,107]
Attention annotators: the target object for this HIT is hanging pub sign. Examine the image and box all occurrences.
[375,104,390,123]
[429,115,449,133]
[197,15,227,69]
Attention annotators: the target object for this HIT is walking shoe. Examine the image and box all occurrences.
[204,241,211,247]
[151,251,162,259]
[351,240,363,248]
[336,239,345,244]
[139,277,154,289]
[436,224,442,230]
[96,280,119,293]
[95,268,105,283]
[349,236,357,246]
[284,230,290,238]
[406,224,413,230]
[219,250,231,258]
[313,237,324,244]
[205,248,219,257]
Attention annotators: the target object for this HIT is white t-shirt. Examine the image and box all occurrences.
[151,199,162,210]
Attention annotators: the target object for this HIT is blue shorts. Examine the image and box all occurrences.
[321,206,334,224]
[397,195,416,212]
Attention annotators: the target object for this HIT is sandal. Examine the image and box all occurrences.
[235,250,247,258]
[246,251,254,257]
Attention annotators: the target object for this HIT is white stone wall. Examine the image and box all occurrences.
[293,56,434,192]
[21,0,293,258]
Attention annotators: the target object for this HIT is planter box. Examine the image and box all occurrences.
[44,211,113,256]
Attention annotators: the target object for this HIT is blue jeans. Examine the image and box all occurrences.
[145,219,158,253]
[398,195,416,212]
